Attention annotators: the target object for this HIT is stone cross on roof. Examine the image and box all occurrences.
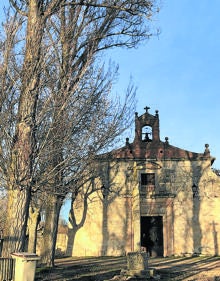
[144,106,150,113]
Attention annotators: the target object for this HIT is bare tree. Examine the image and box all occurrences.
[0,0,160,259]
[27,196,41,253]
[0,189,7,237]
[37,62,136,266]
[29,0,159,266]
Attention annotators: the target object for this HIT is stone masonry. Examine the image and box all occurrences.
[60,107,220,258]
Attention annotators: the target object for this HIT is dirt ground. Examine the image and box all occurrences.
[35,255,220,281]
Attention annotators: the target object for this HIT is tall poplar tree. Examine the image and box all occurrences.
[0,0,160,258]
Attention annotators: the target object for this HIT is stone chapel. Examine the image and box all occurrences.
[67,107,220,257]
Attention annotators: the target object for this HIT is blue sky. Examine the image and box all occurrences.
[61,0,220,217]
[107,0,220,169]
[0,1,218,168]
[0,1,219,219]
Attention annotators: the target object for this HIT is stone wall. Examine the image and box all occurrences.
[58,158,220,257]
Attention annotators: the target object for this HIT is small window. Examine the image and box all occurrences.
[141,173,155,185]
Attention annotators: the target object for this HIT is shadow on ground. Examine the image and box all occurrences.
[149,256,220,280]
[35,256,127,281]
[35,255,220,281]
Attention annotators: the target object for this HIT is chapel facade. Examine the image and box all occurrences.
[68,107,220,257]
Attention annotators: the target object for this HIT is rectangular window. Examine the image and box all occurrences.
[141,173,155,185]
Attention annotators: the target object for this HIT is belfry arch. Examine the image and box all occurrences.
[134,106,160,144]
[142,125,152,142]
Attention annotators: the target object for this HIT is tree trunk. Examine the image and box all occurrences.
[2,188,31,256]
[3,0,45,256]
[66,193,88,256]
[28,205,41,253]
[66,228,77,257]
[40,194,63,267]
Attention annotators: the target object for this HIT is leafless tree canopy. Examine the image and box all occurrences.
[0,0,160,259]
